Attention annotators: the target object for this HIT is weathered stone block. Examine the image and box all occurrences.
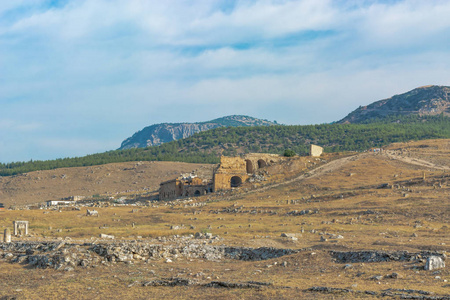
[4,228,11,243]
[425,256,445,270]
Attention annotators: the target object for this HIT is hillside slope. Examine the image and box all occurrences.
[120,115,276,149]
[0,161,215,207]
[339,85,450,123]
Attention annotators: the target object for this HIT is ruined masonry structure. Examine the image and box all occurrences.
[13,220,29,236]
[160,175,213,201]
[160,153,286,200]
[310,144,323,157]
[159,147,323,200]
[213,153,284,191]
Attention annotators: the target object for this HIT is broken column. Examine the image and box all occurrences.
[4,228,11,243]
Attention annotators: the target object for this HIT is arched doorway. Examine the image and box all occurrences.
[257,159,267,169]
[230,176,242,188]
[246,160,254,174]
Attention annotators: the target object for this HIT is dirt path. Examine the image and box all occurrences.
[224,154,360,199]
[383,150,450,171]
[227,149,448,200]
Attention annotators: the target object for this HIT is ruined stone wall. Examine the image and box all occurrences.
[160,177,213,200]
[216,156,247,173]
[159,179,182,201]
[213,154,285,191]
[213,173,249,191]
[243,153,285,173]
[310,145,323,157]
[213,156,248,191]
[182,184,213,197]
[161,153,288,196]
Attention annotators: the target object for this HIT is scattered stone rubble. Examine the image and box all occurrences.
[0,239,298,270]
[142,278,272,289]
[330,250,446,264]
[286,209,319,216]
[308,287,450,299]
[1,241,446,275]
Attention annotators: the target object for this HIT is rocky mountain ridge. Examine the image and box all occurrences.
[120,115,276,149]
[339,85,450,123]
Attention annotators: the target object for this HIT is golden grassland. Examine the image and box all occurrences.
[0,139,449,299]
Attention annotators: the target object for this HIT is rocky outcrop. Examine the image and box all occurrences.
[339,85,450,123]
[119,115,276,149]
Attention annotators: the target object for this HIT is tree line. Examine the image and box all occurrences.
[1,115,448,176]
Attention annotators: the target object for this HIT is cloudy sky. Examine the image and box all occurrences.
[1,0,449,162]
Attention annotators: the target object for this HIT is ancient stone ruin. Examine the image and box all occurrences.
[310,144,323,157]
[425,256,445,270]
[86,209,99,217]
[13,220,28,236]
[159,149,325,201]
[159,153,287,200]
[3,228,11,243]
[159,174,213,201]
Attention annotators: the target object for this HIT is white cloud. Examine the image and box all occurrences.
[1,0,450,162]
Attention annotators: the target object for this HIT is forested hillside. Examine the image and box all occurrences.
[1,115,448,176]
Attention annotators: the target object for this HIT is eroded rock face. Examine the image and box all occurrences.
[339,85,450,124]
[425,256,445,270]
[119,115,276,149]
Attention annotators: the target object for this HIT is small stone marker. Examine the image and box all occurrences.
[86,209,99,216]
[425,256,445,270]
[4,228,11,243]
[100,233,115,239]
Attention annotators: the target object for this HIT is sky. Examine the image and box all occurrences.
[1,0,450,163]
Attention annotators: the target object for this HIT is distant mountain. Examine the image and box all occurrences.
[339,85,450,124]
[119,115,276,149]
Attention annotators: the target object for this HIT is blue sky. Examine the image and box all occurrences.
[1,0,450,163]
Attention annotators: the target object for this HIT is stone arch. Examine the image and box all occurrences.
[230,176,242,188]
[194,190,201,196]
[246,160,254,174]
[257,159,267,169]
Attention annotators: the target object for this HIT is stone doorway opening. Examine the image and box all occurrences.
[246,160,254,174]
[230,176,242,188]
[257,159,267,169]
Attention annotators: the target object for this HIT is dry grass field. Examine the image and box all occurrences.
[0,139,449,299]
[0,161,215,207]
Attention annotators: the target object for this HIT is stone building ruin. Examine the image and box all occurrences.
[159,174,213,201]
[159,153,284,200]
[13,220,29,236]
[159,146,323,201]
[212,153,284,191]
[310,144,323,157]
